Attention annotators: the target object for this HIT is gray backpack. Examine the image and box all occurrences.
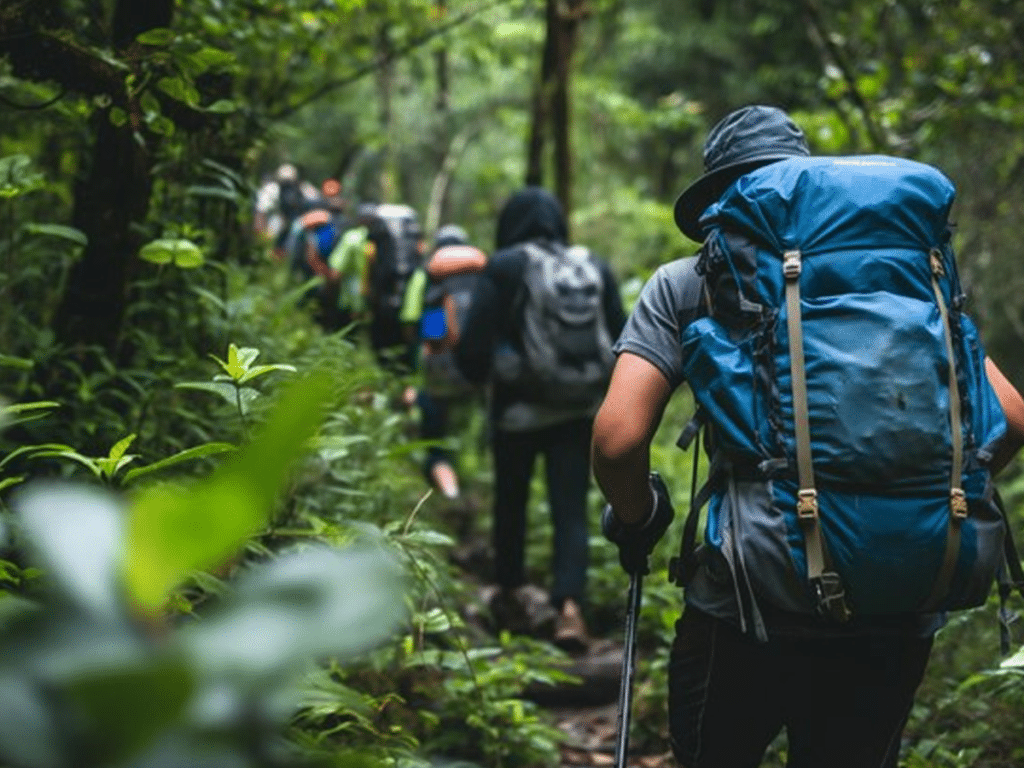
[504,242,615,408]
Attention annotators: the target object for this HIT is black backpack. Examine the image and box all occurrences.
[497,242,615,408]
[362,204,421,333]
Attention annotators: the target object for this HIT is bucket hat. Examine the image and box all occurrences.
[673,105,810,241]
[434,224,469,249]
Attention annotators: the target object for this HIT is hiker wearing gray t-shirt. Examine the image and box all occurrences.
[592,105,1024,768]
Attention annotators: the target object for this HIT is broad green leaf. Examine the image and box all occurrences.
[205,99,237,114]
[181,544,406,679]
[0,675,61,768]
[237,363,297,384]
[22,223,87,246]
[66,656,194,766]
[0,154,44,198]
[0,443,72,470]
[186,382,259,414]
[293,668,369,716]
[188,47,236,75]
[1001,644,1024,669]
[139,91,161,119]
[185,184,240,202]
[122,442,236,485]
[175,381,242,407]
[156,77,199,106]
[11,483,126,619]
[0,477,25,493]
[149,115,176,136]
[138,238,205,268]
[124,374,334,610]
[0,401,59,430]
[0,355,33,370]
[189,286,227,312]
[400,529,455,548]
[107,434,137,464]
[30,449,102,477]
[414,606,453,633]
[136,28,176,46]
[311,434,370,461]
[2,399,60,417]
[228,345,260,376]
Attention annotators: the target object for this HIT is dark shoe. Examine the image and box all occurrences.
[553,598,590,655]
[489,585,558,638]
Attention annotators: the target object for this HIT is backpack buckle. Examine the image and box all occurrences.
[796,488,819,520]
[783,250,802,279]
[950,487,968,519]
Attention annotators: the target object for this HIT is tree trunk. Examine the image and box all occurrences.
[375,23,397,203]
[427,0,452,232]
[527,0,586,235]
[52,0,174,358]
[525,0,559,188]
[551,0,585,227]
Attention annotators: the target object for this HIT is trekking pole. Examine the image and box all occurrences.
[614,568,644,768]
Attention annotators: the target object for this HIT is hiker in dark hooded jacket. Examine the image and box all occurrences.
[456,186,626,653]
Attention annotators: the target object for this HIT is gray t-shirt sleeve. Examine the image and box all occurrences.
[613,256,704,389]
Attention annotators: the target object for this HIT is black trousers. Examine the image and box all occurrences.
[491,417,592,608]
[668,607,933,768]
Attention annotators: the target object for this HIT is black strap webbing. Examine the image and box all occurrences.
[670,423,718,587]
[993,488,1024,654]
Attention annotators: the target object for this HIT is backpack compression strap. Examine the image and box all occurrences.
[783,250,851,622]
[785,248,968,618]
[924,248,969,609]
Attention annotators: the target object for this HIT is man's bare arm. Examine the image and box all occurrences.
[592,352,673,525]
[986,357,1024,475]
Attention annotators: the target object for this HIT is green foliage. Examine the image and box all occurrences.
[3,1,1024,765]
[125,373,333,611]
[138,238,206,268]
[0,387,408,768]
[0,154,45,199]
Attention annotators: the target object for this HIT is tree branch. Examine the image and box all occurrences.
[271,0,505,120]
[799,0,889,151]
[0,15,222,132]
[0,87,66,109]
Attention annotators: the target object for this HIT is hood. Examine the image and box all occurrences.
[495,186,568,250]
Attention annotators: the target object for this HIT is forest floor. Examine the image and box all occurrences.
[551,704,673,768]
[449,518,673,768]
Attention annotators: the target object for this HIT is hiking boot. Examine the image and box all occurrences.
[489,585,558,638]
[553,598,590,655]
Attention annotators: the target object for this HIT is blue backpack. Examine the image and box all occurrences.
[674,155,1012,632]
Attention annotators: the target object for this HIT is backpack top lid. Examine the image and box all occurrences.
[426,244,486,281]
[373,203,421,237]
[702,155,957,255]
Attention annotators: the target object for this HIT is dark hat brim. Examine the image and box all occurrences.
[673,154,796,242]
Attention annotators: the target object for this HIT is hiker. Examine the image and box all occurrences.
[279,179,351,330]
[399,224,488,500]
[300,179,352,330]
[361,203,425,374]
[254,163,317,259]
[592,104,1024,767]
[455,186,626,652]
